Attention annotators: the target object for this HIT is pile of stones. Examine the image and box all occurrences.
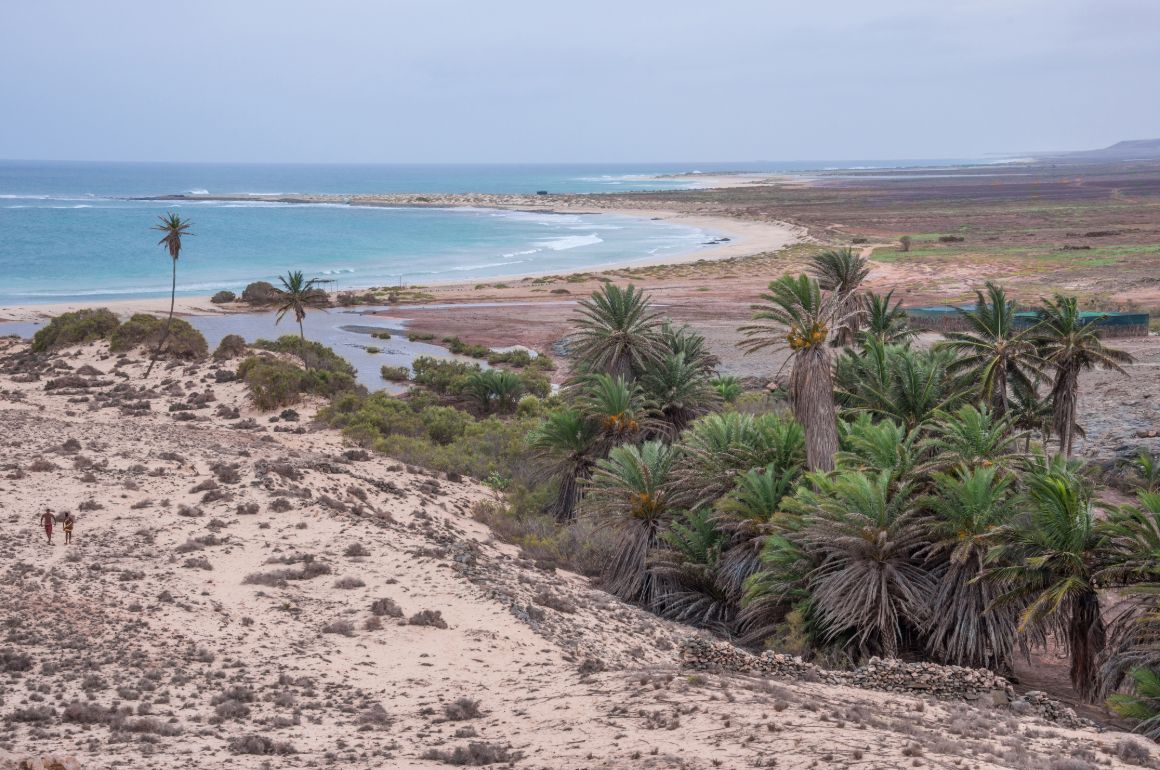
[680,636,1093,729]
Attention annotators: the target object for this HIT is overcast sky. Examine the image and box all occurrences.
[1,0,1156,163]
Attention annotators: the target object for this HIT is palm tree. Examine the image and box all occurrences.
[810,248,869,346]
[836,414,920,485]
[917,404,1022,475]
[465,369,524,414]
[673,411,805,510]
[922,466,1022,671]
[1108,667,1160,740]
[570,283,665,379]
[1034,294,1134,456]
[794,470,932,658]
[274,270,327,343]
[1122,450,1160,493]
[710,375,742,403]
[1095,492,1160,698]
[575,373,650,449]
[660,322,720,373]
[862,290,915,346]
[637,352,719,438]
[740,274,841,471]
[584,440,678,607]
[836,340,962,430]
[713,464,800,604]
[987,467,1106,700]
[527,408,601,520]
[649,508,733,630]
[144,213,192,377]
[937,282,1043,417]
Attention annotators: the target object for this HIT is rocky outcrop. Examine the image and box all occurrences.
[680,637,1094,730]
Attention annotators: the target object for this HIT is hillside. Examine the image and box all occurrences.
[0,339,1156,770]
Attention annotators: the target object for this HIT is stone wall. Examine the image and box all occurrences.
[680,636,1093,730]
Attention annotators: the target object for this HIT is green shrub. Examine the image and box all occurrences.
[411,356,479,395]
[365,346,381,355]
[515,395,543,418]
[487,349,534,368]
[371,331,392,340]
[380,365,409,382]
[253,336,355,375]
[442,336,490,358]
[241,281,280,305]
[213,334,247,361]
[211,290,237,304]
[372,415,536,479]
[420,406,470,445]
[517,370,551,399]
[31,308,120,352]
[109,314,208,360]
[406,331,436,342]
[238,355,359,411]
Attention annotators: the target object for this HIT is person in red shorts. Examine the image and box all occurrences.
[40,507,55,545]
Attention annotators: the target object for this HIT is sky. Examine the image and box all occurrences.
[1,0,1156,164]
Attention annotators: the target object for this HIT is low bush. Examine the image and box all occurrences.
[240,281,280,305]
[213,333,247,360]
[237,355,360,410]
[407,331,436,342]
[211,290,237,304]
[109,314,208,360]
[380,365,409,382]
[31,308,120,352]
[420,405,470,445]
[442,336,490,358]
[411,356,479,395]
[228,734,297,755]
[253,335,356,376]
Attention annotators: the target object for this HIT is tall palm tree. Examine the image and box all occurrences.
[861,290,915,346]
[922,466,1022,671]
[584,440,678,607]
[274,270,327,342]
[740,274,841,471]
[937,282,1043,417]
[144,212,192,377]
[571,283,665,379]
[987,467,1106,700]
[527,408,601,520]
[1034,294,1134,456]
[809,248,870,346]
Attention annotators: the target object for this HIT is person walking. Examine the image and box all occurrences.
[40,508,55,545]
[63,512,74,545]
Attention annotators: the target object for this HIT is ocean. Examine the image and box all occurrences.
[0,159,980,304]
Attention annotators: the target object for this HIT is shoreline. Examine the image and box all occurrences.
[0,200,803,323]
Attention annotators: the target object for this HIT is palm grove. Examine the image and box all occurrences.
[526,250,1160,733]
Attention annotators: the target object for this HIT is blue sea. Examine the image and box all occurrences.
[0,159,982,304]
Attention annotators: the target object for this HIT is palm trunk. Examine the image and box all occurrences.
[993,364,1008,417]
[793,347,839,472]
[1052,369,1077,456]
[144,259,177,378]
[1068,591,1106,702]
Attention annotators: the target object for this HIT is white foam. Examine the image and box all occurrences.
[501,248,539,259]
[187,188,209,195]
[537,233,602,251]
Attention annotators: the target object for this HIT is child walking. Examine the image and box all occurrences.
[63,512,74,545]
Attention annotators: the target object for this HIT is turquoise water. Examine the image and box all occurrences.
[0,159,982,304]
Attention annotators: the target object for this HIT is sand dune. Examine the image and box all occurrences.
[0,339,1154,769]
